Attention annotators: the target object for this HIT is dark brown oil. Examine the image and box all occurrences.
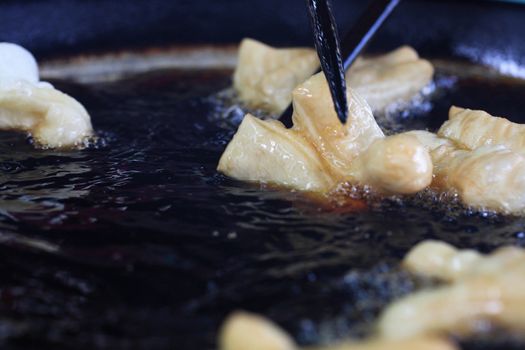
[0,64,525,349]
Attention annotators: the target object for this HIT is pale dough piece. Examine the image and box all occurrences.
[233,39,434,114]
[219,73,432,195]
[379,241,525,339]
[219,311,457,350]
[0,81,93,148]
[0,43,93,148]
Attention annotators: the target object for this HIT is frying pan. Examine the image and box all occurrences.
[0,1,525,349]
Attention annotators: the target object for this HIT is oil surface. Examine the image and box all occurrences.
[0,65,525,349]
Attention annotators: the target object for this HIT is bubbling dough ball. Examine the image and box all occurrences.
[354,134,433,194]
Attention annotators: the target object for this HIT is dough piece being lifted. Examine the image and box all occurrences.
[0,43,93,149]
[233,39,434,114]
[379,240,525,340]
[219,72,433,195]
[219,311,457,350]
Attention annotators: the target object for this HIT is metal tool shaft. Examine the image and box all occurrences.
[306,0,348,124]
[280,0,401,127]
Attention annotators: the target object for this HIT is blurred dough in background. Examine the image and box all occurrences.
[233,39,434,114]
[379,240,525,339]
[219,311,457,350]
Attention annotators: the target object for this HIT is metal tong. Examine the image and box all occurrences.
[280,0,400,126]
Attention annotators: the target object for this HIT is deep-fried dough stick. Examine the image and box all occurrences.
[219,311,457,350]
[379,240,525,339]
